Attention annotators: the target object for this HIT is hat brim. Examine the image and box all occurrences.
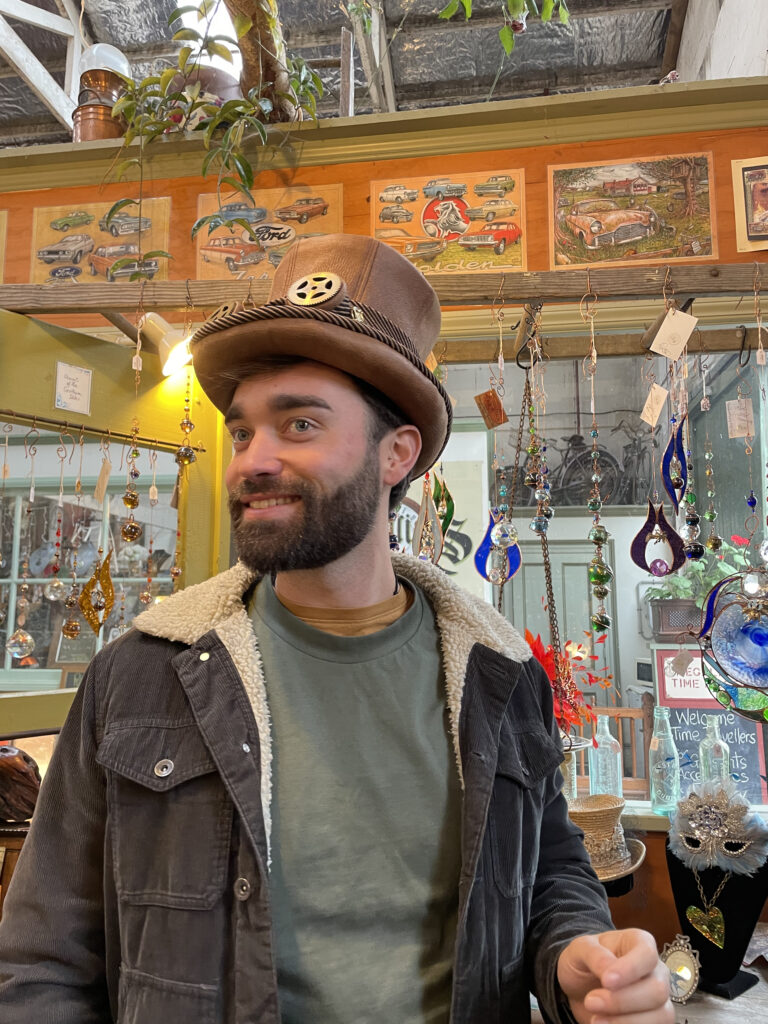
[192,316,449,479]
[595,837,647,883]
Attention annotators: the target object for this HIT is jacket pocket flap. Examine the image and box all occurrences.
[97,724,217,791]
[496,731,562,788]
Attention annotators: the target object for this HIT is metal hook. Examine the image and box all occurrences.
[57,431,76,464]
[23,424,39,459]
[738,325,751,367]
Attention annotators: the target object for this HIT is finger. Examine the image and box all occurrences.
[562,934,621,985]
[597,930,660,989]
[583,964,671,1018]
[589,1002,675,1024]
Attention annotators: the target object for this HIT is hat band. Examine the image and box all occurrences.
[191,297,454,435]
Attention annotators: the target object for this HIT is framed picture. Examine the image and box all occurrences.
[59,669,87,690]
[731,156,768,252]
[549,153,716,269]
[47,614,97,672]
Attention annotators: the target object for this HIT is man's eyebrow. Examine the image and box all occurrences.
[224,395,333,426]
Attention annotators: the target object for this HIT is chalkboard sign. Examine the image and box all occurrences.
[48,617,98,669]
[664,705,768,806]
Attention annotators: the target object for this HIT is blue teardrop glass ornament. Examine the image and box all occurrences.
[474,512,521,583]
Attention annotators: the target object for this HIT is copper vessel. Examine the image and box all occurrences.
[72,103,124,143]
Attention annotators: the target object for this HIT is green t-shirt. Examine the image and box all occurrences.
[250,579,462,1024]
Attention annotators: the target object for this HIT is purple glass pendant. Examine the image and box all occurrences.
[630,500,686,575]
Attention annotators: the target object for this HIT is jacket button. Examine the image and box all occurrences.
[154,758,174,777]
[234,877,252,901]
[199,652,210,662]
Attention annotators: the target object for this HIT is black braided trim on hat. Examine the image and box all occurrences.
[192,298,453,431]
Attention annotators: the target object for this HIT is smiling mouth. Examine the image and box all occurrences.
[246,497,301,510]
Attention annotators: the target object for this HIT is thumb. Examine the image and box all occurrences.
[558,935,621,998]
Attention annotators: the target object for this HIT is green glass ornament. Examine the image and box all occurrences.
[587,497,602,513]
[588,525,609,545]
[590,612,611,633]
[684,490,697,505]
[704,508,718,522]
[588,560,614,585]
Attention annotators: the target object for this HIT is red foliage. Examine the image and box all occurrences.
[525,630,613,735]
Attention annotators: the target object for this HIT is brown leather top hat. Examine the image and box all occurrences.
[190,233,452,478]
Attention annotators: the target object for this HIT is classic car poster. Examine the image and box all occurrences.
[30,198,171,285]
[731,156,768,253]
[549,154,717,269]
[370,170,526,274]
[195,184,343,280]
[0,210,7,282]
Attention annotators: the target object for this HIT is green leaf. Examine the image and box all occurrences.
[438,0,460,19]
[257,96,273,116]
[201,148,219,177]
[115,158,140,180]
[111,95,135,119]
[190,214,217,239]
[232,153,254,189]
[160,68,177,95]
[248,119,267,144]
[142,250,174,260]
[558,0,570,24]
[499,23,515,54]
[109,257,139,274]
[178,45,193,71]
[524,0,539,16]
[206,40,234,63]
[187,80,202,101]
[168,5,198,23]
[233,12,252,37]
[172,27,201,41]
[541,0,554,19]
[103,198,138,226]
[221,176,253,203]
[197,0,216,17]
[458,0,471,16]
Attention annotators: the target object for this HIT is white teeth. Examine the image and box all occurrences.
[248,497,298,509]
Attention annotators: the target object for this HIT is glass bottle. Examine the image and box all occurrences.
[588,716,623,797]
[650,706,681,815]
[698,714,730,783]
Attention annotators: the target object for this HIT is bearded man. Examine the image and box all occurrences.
[0,234,671,1024]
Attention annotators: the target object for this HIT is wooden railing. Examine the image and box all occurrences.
[574,692,655,799]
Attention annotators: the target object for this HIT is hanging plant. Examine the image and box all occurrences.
[438,0,570,57]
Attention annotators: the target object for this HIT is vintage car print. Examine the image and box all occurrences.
[50,210,94,231]
[378,184,419,204]
[215,202,268,225]
[49,265,82,280]
[464,198,519,222]
[275,196,329,223]
[457,219,522,255]
[564,199,658,248]
[376,227,447,263]
[200,236,265,272]
[422,178,467,200]
[36,233,94,264]
[88,243,158,281]
[98,212,152,237]
[473,175,516,197]
[379,204,414,224]
[230,249,267,272]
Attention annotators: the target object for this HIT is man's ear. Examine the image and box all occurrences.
[381,425,422,487]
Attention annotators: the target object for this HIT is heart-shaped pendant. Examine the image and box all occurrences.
[686,904,725,948]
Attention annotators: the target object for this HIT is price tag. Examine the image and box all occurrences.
[474,388,508,429]
[757,347,766,366]
[726,397,755,438]
[650,308,698,362]
[669,649,694,675]
[132,354,143,372]
[1,463,8,479]
[93,459,112,503]
[640,382,669,427]
[149,484,159,504]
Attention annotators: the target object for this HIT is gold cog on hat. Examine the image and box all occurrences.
[286,272,347,309]
[210,300,245,323]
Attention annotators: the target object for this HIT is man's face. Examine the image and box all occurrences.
[224,362,384,574]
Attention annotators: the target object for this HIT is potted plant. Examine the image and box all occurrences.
[642,535,752,641]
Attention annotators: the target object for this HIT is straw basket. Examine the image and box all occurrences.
[568,794,644,882]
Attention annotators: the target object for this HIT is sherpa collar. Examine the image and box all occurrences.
[134,555,531,855]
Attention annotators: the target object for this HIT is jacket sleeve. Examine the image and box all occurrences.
[0,661,111,1023]
[521,660,615,1024]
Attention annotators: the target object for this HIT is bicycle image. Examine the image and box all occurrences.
[503,419,654,508]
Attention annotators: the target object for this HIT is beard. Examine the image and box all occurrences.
[228,442,383,574]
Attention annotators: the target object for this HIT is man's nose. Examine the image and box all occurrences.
[235,430,284,477]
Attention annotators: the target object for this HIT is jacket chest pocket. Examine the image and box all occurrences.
[488,729,563,899]
[97,724,233,909]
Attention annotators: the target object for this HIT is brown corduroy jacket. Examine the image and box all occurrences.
[0,555,613,1024]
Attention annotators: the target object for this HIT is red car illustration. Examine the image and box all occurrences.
[564,199,658,249]
[457,219,522,256]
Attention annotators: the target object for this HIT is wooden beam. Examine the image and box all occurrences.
[351,6,396,113]
[372,5,396,113]
[64,32,81,105]
[440,326,759,363]
[0,264,764,314]
[661,0,689,76]
[0,0,73,35]
[339,26,354,118]
[0,14,75,128]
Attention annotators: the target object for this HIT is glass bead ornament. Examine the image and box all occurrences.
[529,514,548,535]
[139,589,152,605]
[121,514,142,542]
[43,578,67,602]
[534,487,550,502]
[592,585,610,599]
[681,523,701,542]
[175,445,197,467]
[684,542,705,560]
[170,565,182,581]
[588,524,609,545]
[61,617,81,640]
[705,534,723,552]
[523,471,538,488]
[747,490,758,509]
[590,611,612,633]
[588,559,614,585]
[122,487,139,509]
[6,627,35,659]
[587,497,602,513]
[650,558,670,577]
[491,520,518,548]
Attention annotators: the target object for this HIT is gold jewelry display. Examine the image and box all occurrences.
[78,547,115,634]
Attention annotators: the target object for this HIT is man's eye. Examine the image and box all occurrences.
[231,427,250,444]
[290,419,314,434]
